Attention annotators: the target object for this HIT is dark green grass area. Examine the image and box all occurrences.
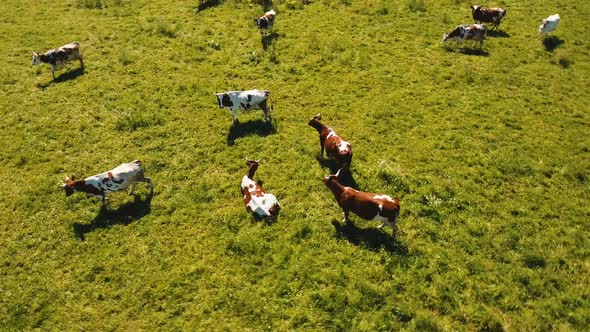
[1,0,589,330]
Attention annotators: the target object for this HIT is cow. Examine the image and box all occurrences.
[471,5,506,31]
[323,169,400,235]
[255,10,276,36]
[539,14,560,36]
[32,42,84,79]
[215,90,272,124]
[62,160,153,206]
[441,24,488,48]
[308,113,352,171]
[241,159,280,219]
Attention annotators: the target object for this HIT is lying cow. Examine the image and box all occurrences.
[62,160,153,206]
[471,5,506,30]
[323,169,400,235]
[255,10,276,36]
[308,113,352,171]
[215,90,272,124]
[32,42,84,79]
[539,14,560,36]
[241,159,280,219]
[441,24,487,48]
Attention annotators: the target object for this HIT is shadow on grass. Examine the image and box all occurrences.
[36,67,85,90]
[72,194,152,241]
[457,48,489,56]
[262,32,279,51]
[332,220,407,254]
[227,119,275,145]
[543,36,564,52]
[196,0,221,12]
[487,30,510,38]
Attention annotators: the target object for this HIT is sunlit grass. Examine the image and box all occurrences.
[0,0,589,330]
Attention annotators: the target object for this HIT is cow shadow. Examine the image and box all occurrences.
[226,119,275,145]
[262,32,279,51]
[457,48,489,56]
[72,194,152,241]
[36,67,85,89]
[487,30,510,38]
[332,220,407,254]
[196,0,221,12]
[543,36,564,52]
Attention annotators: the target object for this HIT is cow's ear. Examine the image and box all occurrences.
[316,113,321,120]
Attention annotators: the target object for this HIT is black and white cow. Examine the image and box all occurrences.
[62,160,153,206]
[255,10,276,36]
[441,24,488,48]
[539,14,560,36]
[32,42,84,79]
[215,90,272,124]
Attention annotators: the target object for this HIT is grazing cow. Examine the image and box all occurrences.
[441,24,488,48]
[241,159,280,219]
[323,169,400,235]
[539,14,560,35]
[62,160,153,206]
[308,113,352,171]
[255,10,276,36]
[32,42,84,79]
[471,5,506,31]
[215,90,272,124]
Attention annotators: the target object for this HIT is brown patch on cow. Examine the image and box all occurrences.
[64,179,103,197]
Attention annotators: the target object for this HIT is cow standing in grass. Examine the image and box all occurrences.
[471,5,506,31]
[62,160,153,206]
[323,169,400,235]
[241,159,280,219]
[32,42,84,79]
[215,90,272,124]
[308,113,352,171]
[255,10,276,36]
[539,14,560,36]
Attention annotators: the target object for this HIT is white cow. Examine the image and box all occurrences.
[539,14,560,35]
[215,90,271,124]
[62,160,153,206]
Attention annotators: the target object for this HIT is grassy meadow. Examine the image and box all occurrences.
[1,0,589,330]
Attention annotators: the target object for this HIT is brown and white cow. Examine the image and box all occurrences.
[308,113,352,171]
[471,5,506,30]
[62,160,153,206]
[241,159,280,219]
[32,42,84,79]
[441,24,487,48]
[255,10,276,36]
[323,169,400,235]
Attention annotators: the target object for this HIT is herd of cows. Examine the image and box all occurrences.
[31,4,562,235]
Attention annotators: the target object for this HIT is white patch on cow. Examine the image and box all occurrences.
[338,140,350,153]
[373,194,394,202]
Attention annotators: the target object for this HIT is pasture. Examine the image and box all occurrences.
[1,0,589,330]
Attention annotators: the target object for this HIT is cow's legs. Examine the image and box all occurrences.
[79,56,84,69]
[51,65,56,79]
[319,138,325,157]
[128,182,138,195]
[343,210,351,224]
[260,101,271,122]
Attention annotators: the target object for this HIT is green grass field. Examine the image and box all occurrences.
[1,0,589,330]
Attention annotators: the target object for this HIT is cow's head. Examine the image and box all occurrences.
[322,169,342,185]
[308,113,321,125]
[62,176,76,196]
[215,93,233,108]
[246,159,260,168]
[441,34,449,44]
[470,5,481,13]
[32,52,41,65]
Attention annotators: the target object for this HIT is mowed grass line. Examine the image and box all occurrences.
[0,0,589,330]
